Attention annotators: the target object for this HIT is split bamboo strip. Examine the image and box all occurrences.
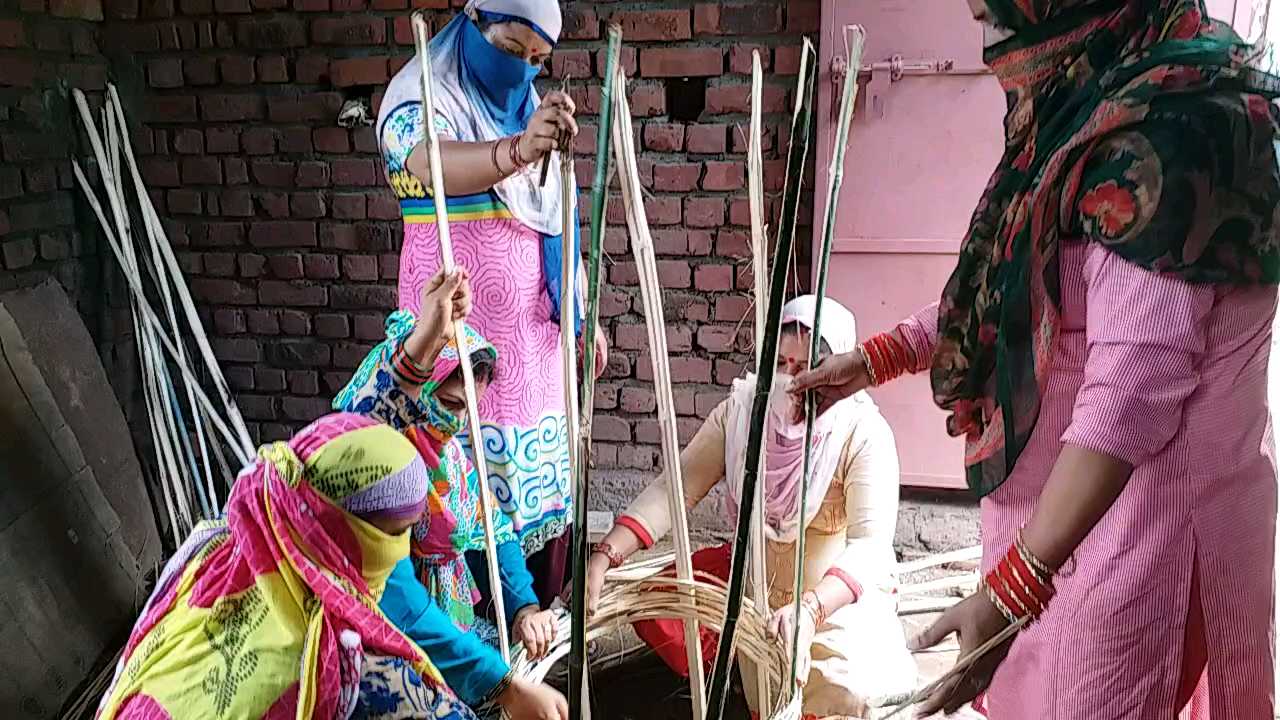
[411,14,509,660]
[569,23,621,720]
[896,545,982,575]
[104,85,256,467]
[877,615,1031,718]
[612,67,707,720]
[705,38,817,720]
[788,26,865,689]
[743,48,773,716]
[897,573,979,597]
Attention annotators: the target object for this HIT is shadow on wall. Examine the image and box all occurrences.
[0,281,159,718]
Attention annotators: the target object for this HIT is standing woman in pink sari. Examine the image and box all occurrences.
[792,1,1280,717]
[376,0,600,603]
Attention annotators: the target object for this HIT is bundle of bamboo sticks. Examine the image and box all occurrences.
[71,87,255,546]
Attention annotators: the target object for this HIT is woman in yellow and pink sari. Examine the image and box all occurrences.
[94,412,476,720]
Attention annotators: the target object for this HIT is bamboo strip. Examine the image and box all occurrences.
[896,545,982,575]
[569,23,621,720]
[898,573,979,597]
[411,14,509,660]
[788,26,864,689]
[743,48,773,716]
[705,38,817,720]
[612,67,707,719]
[104,85,255,468]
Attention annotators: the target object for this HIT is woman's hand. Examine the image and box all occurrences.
[768,605,818,685]
[497,677,569,720]
[405,268,472,367]
[583,552,611,616]
[518,91,578,163]
[788,350,871,417]
[579,330,608,379]
[909,592,1012,717]
[512,606,558,660]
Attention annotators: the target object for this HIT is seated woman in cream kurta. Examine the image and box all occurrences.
[584,295,917,718]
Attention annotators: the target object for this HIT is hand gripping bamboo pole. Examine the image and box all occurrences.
[788,26,865,689]
[612,68,707,720]
[743,47,773,716]
[705,38,817,720]
[569,23,622,720]
[411,13,509,660]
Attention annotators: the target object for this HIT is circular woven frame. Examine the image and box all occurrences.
[501,574,801,720]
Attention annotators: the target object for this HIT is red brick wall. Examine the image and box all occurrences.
[0,2,144,401]
[76,1,817,464]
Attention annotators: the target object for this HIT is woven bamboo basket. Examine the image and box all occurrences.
[500,574,801,720]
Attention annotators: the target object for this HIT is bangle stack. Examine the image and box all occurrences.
[390,341,432,386]
[982,530,1055,625]
[592,541,625,569]
[859,332,912,387]
[508,133,529,171]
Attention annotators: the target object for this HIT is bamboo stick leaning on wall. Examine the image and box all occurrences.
[569,23,622,720]
[411,13,509,660]
[788,25,865,688]
[705,38,817,720]
[743,47,773,716]
[71,91,255,536]
[612,67,708,720]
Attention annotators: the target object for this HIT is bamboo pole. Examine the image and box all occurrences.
[612,67,707,720]
[788,26,865,688]
[743,47,773,716]
[411,13,510,660]
[705,38,817,720]
[569,23,621,720]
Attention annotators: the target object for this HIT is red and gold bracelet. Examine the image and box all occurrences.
[981,530,1055,625]
[390,341,432,386]
[592,541,625,569]
[858,332,913,387]
[508,133,529,170]
[800,589,828,627]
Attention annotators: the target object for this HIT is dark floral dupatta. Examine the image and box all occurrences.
[934,0,1280,496]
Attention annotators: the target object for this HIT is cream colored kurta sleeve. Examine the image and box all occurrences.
[829,410,902,595]
[619,399,731,544]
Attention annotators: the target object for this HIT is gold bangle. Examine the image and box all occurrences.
[982,579,1018,624]
[857,343,879,387]
[1016,529,1054,582]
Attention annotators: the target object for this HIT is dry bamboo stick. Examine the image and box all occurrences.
[411,14,509,660]
[897,545,983,575]
[898,573,979,597]
[612,67,707,719]
[743,47,772,717]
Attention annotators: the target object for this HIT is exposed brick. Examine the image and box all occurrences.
[214,0,250,11]
[312,16,385,45]
[181,157,222,184]
[314,313,350,338]
[715,228,751,258]
[256,368,285,392]
[278,126,312,153]
[257,55,289,83]
[278,309,311,334]
[146,95,198,123]
[342,254,379,281]
[331,193,367,219]
[652,163,701,193]
[303,253,339,279]
[314,128,350,153]
[550,49,590,80]
[330,284,396,309]
[562,5,598,40]
[684,197,725,229]
[593,415,630,443]
[639,47,722,78]
[237,17,306,49]
[643,122,684,153]
[785,0,820,34]
[201,94,264,122]
[637,354,712,384]
[49,0,104,20]
[695,3,781,35]
[168,189,203,214]
[295,162,329,187]
[694,264,734,292]
[259,280,327,306]
[141,158,181,188]
[702,161,744,191]
[705,81,788,114]
[295,55,330,84]
[0,20,25,48]
[612,9,690,42]
[213,308,245,334]
[247,309,280,334]
[3,238,36,269]
[249,220,317,248]
[729,45,769,74]
[774,45,802,75]
[331,158,377,186]
[686,124,728,154]
[191,278,256,305]
[147,58,183,88]
[288,371,319,395]
[332,56,388,87]
[266,340,331,367]
[290,191,326,218]
[219,56,255,85]
[239,253,266,277]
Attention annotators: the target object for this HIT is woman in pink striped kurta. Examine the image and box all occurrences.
[792,1,1280,717]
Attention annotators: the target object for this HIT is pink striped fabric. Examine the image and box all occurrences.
[899,240,1278,719]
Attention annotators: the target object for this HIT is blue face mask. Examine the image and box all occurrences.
[458,16,539,130]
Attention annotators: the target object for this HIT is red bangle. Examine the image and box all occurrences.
[995,557,1042,617]
[508,133,528,169]
[390,342,432,386]
[1006,544,1054,608]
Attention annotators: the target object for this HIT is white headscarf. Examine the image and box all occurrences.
[722,295,876,542]
[377,0,565,236]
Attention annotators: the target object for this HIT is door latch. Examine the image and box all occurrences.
[830,55,991,120]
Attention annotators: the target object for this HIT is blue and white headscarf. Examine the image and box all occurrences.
[379,0,582,331]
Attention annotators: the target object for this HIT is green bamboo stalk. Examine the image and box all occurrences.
[705,38,817,720]
[789,25,866,689]
[569,24,621,720]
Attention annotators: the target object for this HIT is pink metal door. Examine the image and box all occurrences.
[814,1,1005,489]
[813,1,1259,489]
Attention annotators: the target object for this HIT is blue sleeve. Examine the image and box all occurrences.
[380,557,509,707]
[466,540,540,628]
